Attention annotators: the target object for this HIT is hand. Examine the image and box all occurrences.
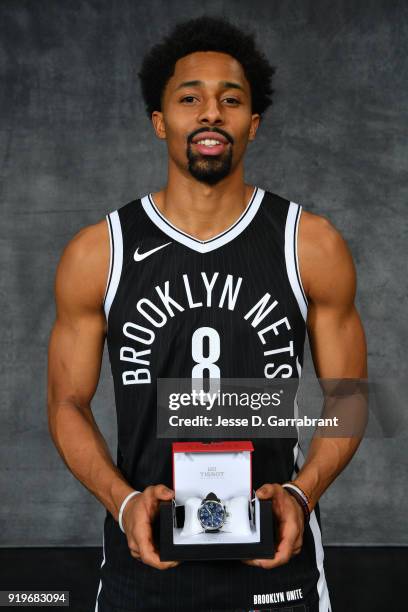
[242,483,306,570]
[121,484,180,570]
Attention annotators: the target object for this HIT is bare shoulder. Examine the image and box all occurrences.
[297,209,356,304]
[298,209,346,255]
[54,217,110,313]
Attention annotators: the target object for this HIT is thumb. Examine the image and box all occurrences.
[256,485,269,499]
[155,484,175,499]
[256,484,278,499]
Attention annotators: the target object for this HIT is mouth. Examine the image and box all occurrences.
[190,131,231,156]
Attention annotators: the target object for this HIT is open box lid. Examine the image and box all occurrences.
[172,441,254,504]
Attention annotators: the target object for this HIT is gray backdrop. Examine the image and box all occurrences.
[1,0,407,547]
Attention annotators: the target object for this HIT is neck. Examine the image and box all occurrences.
[152,163,254,242]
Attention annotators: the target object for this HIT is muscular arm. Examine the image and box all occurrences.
[47,220,135,522]
[292,212,368,511]
[48,221,179,569]
[245,211,368,570]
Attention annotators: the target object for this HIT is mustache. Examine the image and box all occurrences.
[187,127,234,145]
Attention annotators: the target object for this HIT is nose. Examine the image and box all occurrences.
[197,97,224,126]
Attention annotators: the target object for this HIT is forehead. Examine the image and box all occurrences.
[166,51,249,92]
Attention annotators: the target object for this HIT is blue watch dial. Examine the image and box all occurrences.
[198,500,225,530]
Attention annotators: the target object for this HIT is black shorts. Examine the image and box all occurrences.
[96,586,319,612]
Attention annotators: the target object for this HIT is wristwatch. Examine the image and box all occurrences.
[197,492,228,532]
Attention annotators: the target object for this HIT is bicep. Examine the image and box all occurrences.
[307,302,367,378]
[47,313,106,412]
[300,215,367,379]
[47,225,108,416]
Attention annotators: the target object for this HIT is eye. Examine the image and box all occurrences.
[223,97,241,105]
[180,95,198,104]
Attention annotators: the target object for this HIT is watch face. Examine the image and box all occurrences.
[198,500,225,530]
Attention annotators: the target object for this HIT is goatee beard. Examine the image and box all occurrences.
[186,145,233,185]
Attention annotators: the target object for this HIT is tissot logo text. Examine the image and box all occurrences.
[200,467,224,479]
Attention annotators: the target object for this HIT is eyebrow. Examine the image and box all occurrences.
[175,80,245,92]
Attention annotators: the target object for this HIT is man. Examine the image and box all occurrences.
[47,16,367,612]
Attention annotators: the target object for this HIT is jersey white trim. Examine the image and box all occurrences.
[94,529,106,612]
[292,355,303,468]
[291,356,331,611]
[294,447,332,612]
[140,187,265,253]
[103,215,113,304]
[285,202,308,321]
[309,511,332,611]
[103,210,123,323]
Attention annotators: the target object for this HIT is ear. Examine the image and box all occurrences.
[152,111,167,140]
[248,114,260,142]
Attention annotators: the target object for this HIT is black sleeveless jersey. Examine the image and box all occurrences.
[95,187,332,612]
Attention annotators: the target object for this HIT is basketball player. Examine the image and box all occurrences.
[47,16,367,612]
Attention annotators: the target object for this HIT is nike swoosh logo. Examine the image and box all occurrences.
[134,241,172,262]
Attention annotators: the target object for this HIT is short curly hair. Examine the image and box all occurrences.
[138,16,276,118]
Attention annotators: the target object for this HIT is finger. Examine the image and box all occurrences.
[256,484,289,523]
[242,517,299,569]
[152,484,175,500]
[129,548,141,560]
[241,549,292,569]
[137,529,179,570]
[137,536,179,569]
[293,531,304,552]
[242,558,262,567]
[246,485,302,569]
[135,516,179,570]
[242,558,281,569]
[275,522,298,560]
[124,486,176,569]
[139,546,179,570]
[256,483,279,499]
[135,515,156,553]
